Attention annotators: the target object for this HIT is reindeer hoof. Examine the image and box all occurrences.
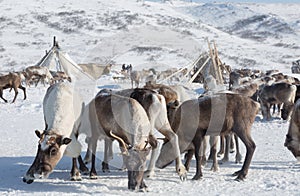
[232,170,241,176]
[102,162,110,173]
[177,165,187,181]
[79,166,89,175]
[70,177,82,181]
[192,174,202,180]
[144,170,155,178]
[23,177,34,184]
[23,174,35,184]
[235,175,246,182]
[210,166,219,172]
[221,157,229,163]
[90,172,98,180]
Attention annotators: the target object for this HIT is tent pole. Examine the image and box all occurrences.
[53,36,56,47]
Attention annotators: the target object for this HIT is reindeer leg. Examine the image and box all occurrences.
[192,135,203,180]
[19,85,27,100]
[144,134,158,177]
[83,137,92,164]
[218,135,225,157]
[70,157,82,181]
[77,155,89,175]
[145,146,159,178]
[35,77,41,87]
[234,134,242,163]
[11,87,18,103]
[0,89,8,103]
[102,138,113,173]
[230,133,235,153]
[210,136,219,172]
[221,134,231,163]
[232,128,256,181]
[184,149,194,171]
[90,138,98,179]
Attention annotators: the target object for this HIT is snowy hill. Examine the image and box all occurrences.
[0,0,300,195]
[0,0,299,72]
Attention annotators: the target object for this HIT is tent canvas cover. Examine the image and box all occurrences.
[35,38,95,82]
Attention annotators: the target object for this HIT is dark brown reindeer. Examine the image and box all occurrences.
[284,100,300,161]
[158,93,259,181]
[144,81,179,104]
[0,72,26,103]
[259,82,296,121]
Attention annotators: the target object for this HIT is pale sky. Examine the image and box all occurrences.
[188,0,300,3]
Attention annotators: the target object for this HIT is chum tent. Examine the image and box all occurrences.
[35,37,94,82]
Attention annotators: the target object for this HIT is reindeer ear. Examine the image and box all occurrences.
[62,137,72,145]
[35,130,43,138]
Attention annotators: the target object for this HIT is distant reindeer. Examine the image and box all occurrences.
[23,65,53,87]
[50,71,71,83]
[0,72,26,103]
[121,64,141,88]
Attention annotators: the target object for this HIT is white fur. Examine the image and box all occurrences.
[43,82,83,158]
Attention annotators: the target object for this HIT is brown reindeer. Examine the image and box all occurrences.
[77,91,153,191]
[24,65,53,87]
[259,82,296,120]
[284,100,300,161]
[157,93,259,181]
[50,71,72,83]
[144,81,178,104]
[0,72,26,103]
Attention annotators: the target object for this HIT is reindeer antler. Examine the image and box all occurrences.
[109,130,129,155]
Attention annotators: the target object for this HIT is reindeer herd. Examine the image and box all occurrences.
[0,65,71,103]
[19,64,300,191]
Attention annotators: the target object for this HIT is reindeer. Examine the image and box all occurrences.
[259,82,296,120]
[122,64,142,88]
[0,72,26,103]
[76,91,153,191]
[23,65,53,87]
[158,93,259,181]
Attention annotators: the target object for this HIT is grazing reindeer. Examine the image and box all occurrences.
[23,82,83,184]
[81,88,187,181]
[77,91,153,191]
[158,93,259,181]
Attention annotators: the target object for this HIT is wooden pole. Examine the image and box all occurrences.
[213,41,224,84]
[207,39,220,84]
[53,36,56,47]
[188,57,210,84]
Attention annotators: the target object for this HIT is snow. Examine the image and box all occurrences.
[0,0,299,195]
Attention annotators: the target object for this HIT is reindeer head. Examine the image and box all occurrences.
[34,130,72,178]
[281,103,294,121]
[284,133,300,161]
[110,131,150,191]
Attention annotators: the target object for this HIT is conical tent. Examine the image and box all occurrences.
[35,37,94,82]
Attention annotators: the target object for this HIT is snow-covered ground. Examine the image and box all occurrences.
[0,0,299,195]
